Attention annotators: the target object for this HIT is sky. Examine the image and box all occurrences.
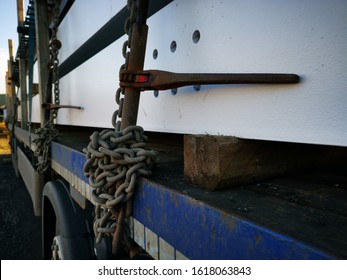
[0,0,29,93]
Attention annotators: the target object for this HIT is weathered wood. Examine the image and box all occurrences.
[34,0,51,127]
[8,39,14,59]
[17,0,25,23]
[184,135,347,191]
[150,146,347,258]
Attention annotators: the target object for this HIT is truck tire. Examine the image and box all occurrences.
[42,180,94,259]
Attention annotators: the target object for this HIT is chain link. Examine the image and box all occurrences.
[34,120,58,173]
[34,1,61,173]
[83,0,157,245]
[51,2,61,119]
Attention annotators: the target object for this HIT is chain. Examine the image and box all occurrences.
[83,0,157,248]
[34,1,61,173]
[50,2,61,120]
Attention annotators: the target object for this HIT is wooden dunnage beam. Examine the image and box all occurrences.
[184,135,347,191]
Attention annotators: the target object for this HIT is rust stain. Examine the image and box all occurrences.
[146,241,151,251]
[146,206,152,224]
[169,193,179,208]
[221,212,236,230]
[255,235,262,245]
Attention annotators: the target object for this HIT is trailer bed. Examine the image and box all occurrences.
[52,127,347,259]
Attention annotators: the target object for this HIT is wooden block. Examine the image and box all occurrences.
[32,83,39,96]
[184,135,347,191]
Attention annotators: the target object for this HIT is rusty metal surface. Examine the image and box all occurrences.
[52,136,347,259]
[41,103,82,110]
[132,159,347,259]
[120,70,300,90]
[82,0,158,258]
[120,3,149,128]
[132,175,342,260]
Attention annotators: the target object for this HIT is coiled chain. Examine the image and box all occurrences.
[34,1,61,173]
[83,0,158,244]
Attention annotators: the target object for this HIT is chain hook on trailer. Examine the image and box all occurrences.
[83,0,157,256]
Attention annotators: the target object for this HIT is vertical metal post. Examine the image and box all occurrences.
[34,0,51,127]
[112,0,150,255]
[5,70,13,125]
[120,0,149,129]
[17,0,28,130]
[8,40,16,125]
[17,0,25,21]
[7,41,18,172]
[19,60,28,129]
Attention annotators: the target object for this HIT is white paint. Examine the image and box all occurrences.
[42,0,347,146]
[51,160,96,205]
[145,227,159,259]
[159,237,175,260]
[58,0,125,61]
[133,218,145,250]
[133,218,188,260]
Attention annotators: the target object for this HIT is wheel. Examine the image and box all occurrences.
[42,180,94,259]
[51,235,63,260]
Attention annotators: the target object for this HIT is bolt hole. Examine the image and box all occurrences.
[154,90,159,98]
[192,30,200,43]
[171,88,177,95]
[170,41,177,53]
[153,49,158,60]
[193,85,201,91]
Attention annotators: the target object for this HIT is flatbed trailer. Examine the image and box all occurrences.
[4,0,347,260]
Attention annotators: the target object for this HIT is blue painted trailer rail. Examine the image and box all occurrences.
[133,179,332,260]
[51,141,336,259]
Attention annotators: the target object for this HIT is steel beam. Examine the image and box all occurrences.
[34,0,51,127]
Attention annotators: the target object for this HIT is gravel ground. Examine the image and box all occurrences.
[0,155,42,260]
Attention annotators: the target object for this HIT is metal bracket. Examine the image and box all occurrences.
[42,103,82,110]
[120,69,300,91]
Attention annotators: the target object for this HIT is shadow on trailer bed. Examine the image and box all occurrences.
[54,127,347,259]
